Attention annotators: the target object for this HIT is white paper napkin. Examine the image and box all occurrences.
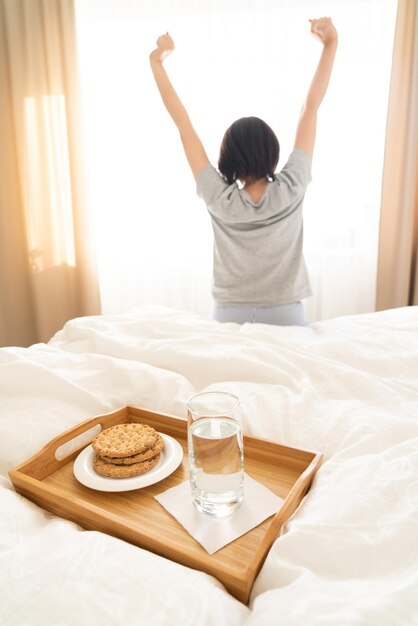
[154,473,284,554]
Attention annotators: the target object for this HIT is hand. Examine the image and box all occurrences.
[150,32,175,63]
[309,17,338,45]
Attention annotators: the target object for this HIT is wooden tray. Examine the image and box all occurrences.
[9,405,322,604]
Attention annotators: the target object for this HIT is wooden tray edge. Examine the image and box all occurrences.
[243,451,323,595]
[9,469,248,599]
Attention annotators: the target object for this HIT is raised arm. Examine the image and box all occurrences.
[149,33,210,179]
[294,17,338,157]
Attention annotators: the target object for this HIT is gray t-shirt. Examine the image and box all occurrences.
[196,147,313,307]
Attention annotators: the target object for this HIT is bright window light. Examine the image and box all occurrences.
[24,95,76,269]
[75,0,397,320]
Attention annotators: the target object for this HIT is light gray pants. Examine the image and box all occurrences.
[213,301,308,326]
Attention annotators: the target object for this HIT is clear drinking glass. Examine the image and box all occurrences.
[187,391,244,518]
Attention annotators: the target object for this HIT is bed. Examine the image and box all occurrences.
[1,305,418,625]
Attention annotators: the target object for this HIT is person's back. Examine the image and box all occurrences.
[197,143,312,312]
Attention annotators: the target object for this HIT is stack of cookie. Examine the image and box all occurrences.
[92,423,164,478]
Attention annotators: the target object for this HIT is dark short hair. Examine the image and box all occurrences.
[218,117,280,185]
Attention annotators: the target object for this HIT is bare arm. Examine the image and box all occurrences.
[295,17,338,157]
[149,33,210,179]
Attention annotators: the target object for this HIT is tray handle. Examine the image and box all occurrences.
[11,406,130,480]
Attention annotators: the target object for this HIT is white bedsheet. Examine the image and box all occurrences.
[1,305,418,625]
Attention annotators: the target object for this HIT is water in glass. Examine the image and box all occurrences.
[188,392,244,518]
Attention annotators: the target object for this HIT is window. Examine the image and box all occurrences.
[24,95,76,270]
[75,0,397,320]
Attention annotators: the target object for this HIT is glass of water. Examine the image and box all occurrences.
[187,391,244,518]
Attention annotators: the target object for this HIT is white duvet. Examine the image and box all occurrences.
[1,306,418,626]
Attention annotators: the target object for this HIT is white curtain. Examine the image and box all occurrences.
[74,0,397,321]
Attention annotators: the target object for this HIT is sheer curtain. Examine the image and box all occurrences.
[0,0,100,347]
[75,0,397,321]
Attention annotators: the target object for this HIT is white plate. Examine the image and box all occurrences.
[73,433,183,492]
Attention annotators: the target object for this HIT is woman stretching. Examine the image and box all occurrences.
[150,17,338,326]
